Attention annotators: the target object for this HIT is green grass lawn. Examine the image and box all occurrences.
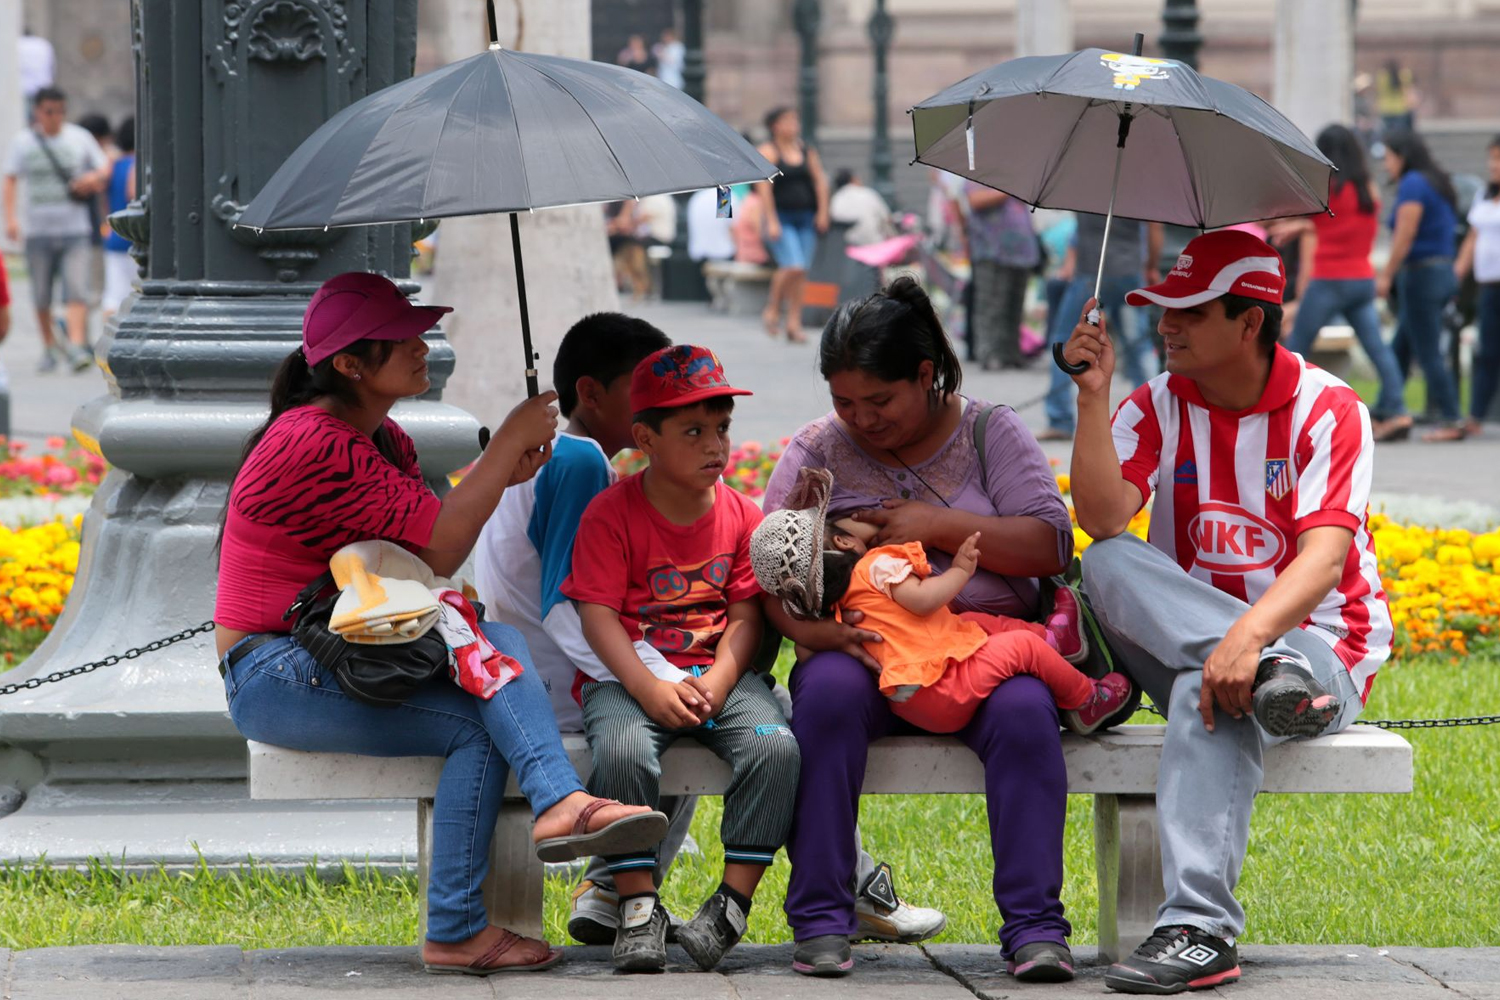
[1347,373,1470,416]
[1,651,1496,951]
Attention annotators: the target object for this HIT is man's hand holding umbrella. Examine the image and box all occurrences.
[1060,297,1116,397]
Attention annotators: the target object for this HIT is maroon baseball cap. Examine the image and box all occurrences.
[630,345,753,414]
[302,272,452,367]
[1125,229,1286,309]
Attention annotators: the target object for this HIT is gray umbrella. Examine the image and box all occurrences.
[910,36,1333,372]
[237,22,775,396]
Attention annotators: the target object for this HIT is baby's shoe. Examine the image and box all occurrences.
[1045,586,1089,665]
[612,894,669,972]
[1063,671,1136,734]
[676,889,749,971]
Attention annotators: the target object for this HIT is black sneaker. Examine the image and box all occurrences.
[1104,925,1240,994]
[1252,655,1340,738]
[676,890,749,971]
[1008,940,1076,982]
[791,934,853,977]
[612,895,669,972]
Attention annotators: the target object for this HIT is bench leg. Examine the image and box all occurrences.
[1094,793,1165,964]
[416,799,433,946]
[415,798,547,945]
[480,800,547,941]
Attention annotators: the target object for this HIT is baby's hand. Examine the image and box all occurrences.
[952,531,982,577]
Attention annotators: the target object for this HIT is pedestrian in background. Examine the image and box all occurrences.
[828,168,892,248]
[617,35,656,77]
[1284,125,1412,442]
[1375,59,1418,138]
[2,87,110,373]
[1454,135,1500,437]
[1039,213,1161,438]
[965,182,1038,370]
[17,27,55,122]
[757,107,829,344]
[653,28,684,89]
[1377,131,1464,441]
[102,117,137,321]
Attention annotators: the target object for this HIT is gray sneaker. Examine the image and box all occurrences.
[36,345,61,374]
[1253,655,1340,738]
[676,890,748,971]
[792,934,853,977]
[66,342,94,372]
[612,894,669,972]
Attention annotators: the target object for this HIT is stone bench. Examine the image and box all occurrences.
[702,260,774,316]
[1307,324,1357,380]
[246,724,1411,962]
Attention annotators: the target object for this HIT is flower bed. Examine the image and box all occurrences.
[612,438,787,499]
[0,436,107,498]
[0,515,82,665]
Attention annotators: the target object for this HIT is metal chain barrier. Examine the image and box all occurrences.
[0,621,215,697]
[1138,700,1500,730]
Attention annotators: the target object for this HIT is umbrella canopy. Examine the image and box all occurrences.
[910,47,1332,229]
[237,46,776,231]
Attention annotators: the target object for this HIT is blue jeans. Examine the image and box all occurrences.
[1044,273,1155,433]
[1287,278,1407,419]
[1394,258,1460,422]
[220,623,584,943]
[1473,283,1500,423]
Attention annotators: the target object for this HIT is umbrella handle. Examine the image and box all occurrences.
[1052,308,1101,375]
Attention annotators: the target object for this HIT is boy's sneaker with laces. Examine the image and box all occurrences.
[1008,940,1075,982]
[612,894,669,972]
[1063,671,1137,734]
[1045,586,1090,665]
[676,889,749,971]
[570,879,680,945]
[791,934,853,977]
[1104,925,1240,994]
[1252,655,1340,738]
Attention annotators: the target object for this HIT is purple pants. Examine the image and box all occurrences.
[784,651,1072,956]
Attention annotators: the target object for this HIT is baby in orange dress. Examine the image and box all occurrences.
[751,468,1135,734]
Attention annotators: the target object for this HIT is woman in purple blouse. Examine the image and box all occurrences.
[763,277,1078,982]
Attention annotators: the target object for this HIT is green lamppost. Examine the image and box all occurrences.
[793,0,821,144]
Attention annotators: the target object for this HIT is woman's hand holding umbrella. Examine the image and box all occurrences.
[1060,298,1116,397]
[496,390,559,487]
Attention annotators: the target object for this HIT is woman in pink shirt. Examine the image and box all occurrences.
[214,272,665,975]
[1283,125,1411,441]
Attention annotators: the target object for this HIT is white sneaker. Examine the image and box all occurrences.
[567,880,620,945]
[854,894,947,943]
[568,878,683,945]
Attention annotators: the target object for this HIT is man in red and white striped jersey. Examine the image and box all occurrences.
[1060,229,1392,995]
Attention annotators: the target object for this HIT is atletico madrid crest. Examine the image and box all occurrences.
[1265,459,1292,501]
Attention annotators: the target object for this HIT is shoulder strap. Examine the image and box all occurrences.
[971,402,1012,496]
[33,130,76,188]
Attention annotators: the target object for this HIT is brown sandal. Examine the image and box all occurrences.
[423,927,563,975]
[533,798,669,863]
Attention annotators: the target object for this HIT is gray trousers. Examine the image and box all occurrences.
[1081,534,1362,940]
[971,260,1030,367]
[582,673,800,869]
[580,676,880,895]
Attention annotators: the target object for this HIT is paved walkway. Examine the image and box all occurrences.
[4,943,1499,999]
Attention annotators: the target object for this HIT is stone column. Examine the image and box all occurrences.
[1273,0,1353,142]
[1014,0,1072,57]
[0,4,20,249]
[0,0,476,865]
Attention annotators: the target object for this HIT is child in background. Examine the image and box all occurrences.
[563,345,800,973]
[751,467,1136,735]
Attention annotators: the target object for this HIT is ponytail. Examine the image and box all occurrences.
[216,339,398,555]
[819,274,963,401]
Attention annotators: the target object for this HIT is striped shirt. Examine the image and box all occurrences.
[1111,346,1391,702]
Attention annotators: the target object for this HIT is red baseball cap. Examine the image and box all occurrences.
[1125,229,1286,310]
[631,345,753,414]
[302,272,452,367]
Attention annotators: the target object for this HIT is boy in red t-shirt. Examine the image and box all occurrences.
[563,345,799,974]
